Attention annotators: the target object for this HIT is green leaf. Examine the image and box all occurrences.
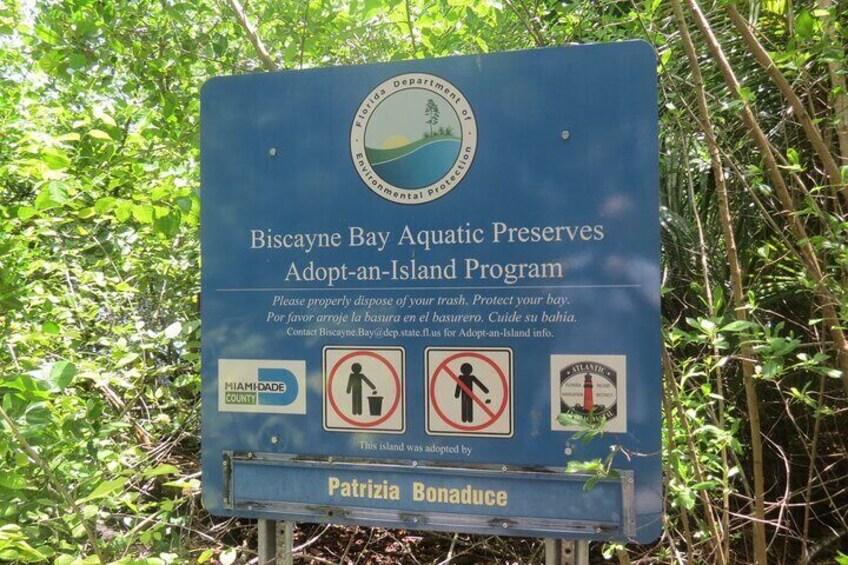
[42,321,60,335]
[786,147,800,165]
[197,550,214,564]
[691,480,720,491]
[154,210,181,238]
[142,464,180,478]
[40,149,71,170]
[115,353,139,368]
[94,109,118,128]
[34,182,68,210]
[0,473,28,490]
[94,197,117,213]
[79,477,126,503]
[17,206,38,220]
[68,53,87,69]
[132,204,155,224]
[115,201,133,222]
[795,10,814,39]
[720,320,753,332]
[49,361,76,391]
[88,129,112,141]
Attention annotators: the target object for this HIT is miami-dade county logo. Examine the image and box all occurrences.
[218,359,306,414]
[559,361,619,421]
[350,73,477,205]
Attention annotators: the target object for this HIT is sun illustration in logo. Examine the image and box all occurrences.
[351,73,477,205]
[381,134,412,149]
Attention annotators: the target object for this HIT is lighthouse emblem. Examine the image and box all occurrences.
[559,361,618,421]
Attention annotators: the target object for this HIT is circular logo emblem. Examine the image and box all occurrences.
[559,362,619,421]
[351,73,477,205]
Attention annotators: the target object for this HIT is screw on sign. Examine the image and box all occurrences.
[324,347,405,433]
[427,349,513,437]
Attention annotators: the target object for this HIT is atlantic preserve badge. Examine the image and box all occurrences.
[550,355,628,433]
[350,73,477,205]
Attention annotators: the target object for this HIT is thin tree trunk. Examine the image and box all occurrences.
[725,5,846,201]
[816,0,848,163]
[683,134,732,563]
[683,0,848,399]
[672,2,764,562]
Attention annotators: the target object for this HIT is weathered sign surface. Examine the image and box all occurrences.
[201,41,661,541]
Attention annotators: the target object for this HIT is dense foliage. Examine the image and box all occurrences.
[1,0,846,563]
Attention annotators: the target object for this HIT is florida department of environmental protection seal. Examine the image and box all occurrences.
[350,73,477,205]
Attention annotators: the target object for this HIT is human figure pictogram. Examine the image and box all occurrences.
[454,362,489,422]
[346,363,376,415]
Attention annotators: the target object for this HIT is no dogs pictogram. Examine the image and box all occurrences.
[324,346,405,433]
[425,347,513,437]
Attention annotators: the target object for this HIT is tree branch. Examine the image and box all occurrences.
[725,4,845,202]
[221,0,279,71]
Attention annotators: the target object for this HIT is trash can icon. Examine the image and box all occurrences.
[368,395,384,416]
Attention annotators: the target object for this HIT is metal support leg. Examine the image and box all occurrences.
[258,520,276,565]
[545,539,589,565]
[278,521,294,565]
[545,539,574,565]
[258,520,295,565]
[575,540,589,565]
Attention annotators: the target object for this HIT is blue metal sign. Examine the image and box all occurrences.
[201,42,660,542]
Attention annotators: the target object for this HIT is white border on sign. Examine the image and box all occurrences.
[424,346,514,438]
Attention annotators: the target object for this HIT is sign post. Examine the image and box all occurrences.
[201,41,661,557]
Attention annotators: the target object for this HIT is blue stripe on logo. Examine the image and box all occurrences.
[257,368,299,406]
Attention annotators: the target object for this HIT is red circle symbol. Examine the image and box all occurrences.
[430,351,509,431]
[327,350,401,428]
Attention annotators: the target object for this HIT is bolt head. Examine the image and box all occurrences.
[269,147,277,156]
[271,436,279,444]
[561,130,570,141]
[502,522,509,528]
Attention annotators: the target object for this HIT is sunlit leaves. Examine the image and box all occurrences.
[49,361,77,391]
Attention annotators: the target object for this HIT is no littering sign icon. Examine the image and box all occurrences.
[323,346,405,434]
[425,347,513,437]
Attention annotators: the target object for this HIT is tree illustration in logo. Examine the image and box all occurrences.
[424,98,440,136]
